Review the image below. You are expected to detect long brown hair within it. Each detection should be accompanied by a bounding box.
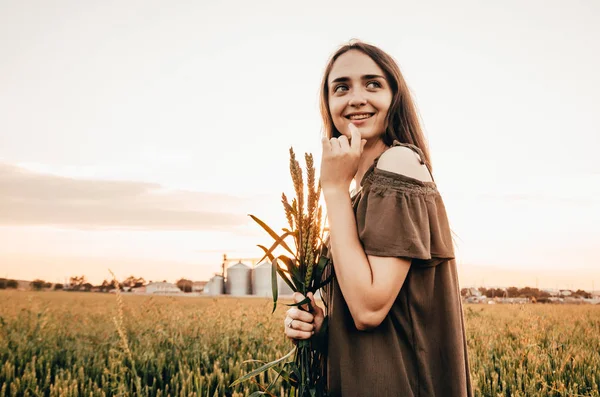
[319,40,432,168]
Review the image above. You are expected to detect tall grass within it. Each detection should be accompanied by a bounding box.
[0,291,599,396]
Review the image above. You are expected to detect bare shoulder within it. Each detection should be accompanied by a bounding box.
[376,146,433,182]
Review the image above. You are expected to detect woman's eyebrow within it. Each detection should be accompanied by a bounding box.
[330,74,386,85]
[362,74,385,80]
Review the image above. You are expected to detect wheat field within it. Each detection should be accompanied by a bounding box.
[0,291,599,396]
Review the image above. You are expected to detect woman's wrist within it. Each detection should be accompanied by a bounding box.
[322,186,350,201]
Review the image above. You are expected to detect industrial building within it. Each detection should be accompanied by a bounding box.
[204,260,297,297]
[145,281,182,295]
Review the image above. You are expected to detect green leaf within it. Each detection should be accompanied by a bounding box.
[241,359,268,365]
[249,215,296,257]
[312,256,329,290]
[277,255,303,291]
[256,246,298,294]
[312,273,333,291]
[271,257,278,313]
[229,346,296,387]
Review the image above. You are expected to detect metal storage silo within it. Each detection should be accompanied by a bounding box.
[252,260,272,297]
[226,262,251,296]
[278,276,294,297]
[206,275,224,296]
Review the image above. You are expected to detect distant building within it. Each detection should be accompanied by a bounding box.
[252,261,273,297]
[251,260,296,298]
[227,262,252,296]
[202,257,329,298]
[192,281,207,293]
[542,288,560,297]
[206,275,224,296]
[146,282,181,295]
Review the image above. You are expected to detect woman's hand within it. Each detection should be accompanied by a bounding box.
[283,292,325,342]
[320,123,367,194]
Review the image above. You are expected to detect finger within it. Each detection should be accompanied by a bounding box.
[338,135,350,151]
[321,136,330,153]
[307,292,318,308]
[286,317,314,332]
[285,328,314,340]
[293,292,311,311]
[307,292,324,315]
[349,123,361,152]
[329,138,340,154]
[361,139,367,153]
[287,308,314,323]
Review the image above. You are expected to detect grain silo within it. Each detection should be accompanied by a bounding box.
[206,275,224,296]
[252,260,273,297]
[226,262,252,296]
[253,260,295,298]
[278,276,294,297]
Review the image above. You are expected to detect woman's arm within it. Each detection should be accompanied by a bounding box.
[320,126,428,331]
[324,188,410,331]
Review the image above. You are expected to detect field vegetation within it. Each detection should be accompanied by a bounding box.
[0,291,599,396]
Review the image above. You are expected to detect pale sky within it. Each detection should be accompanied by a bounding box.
[1,0,598,289]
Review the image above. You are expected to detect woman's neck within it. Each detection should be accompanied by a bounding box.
[353,137,389,188]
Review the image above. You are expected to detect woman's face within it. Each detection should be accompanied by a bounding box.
[327,50,393,142]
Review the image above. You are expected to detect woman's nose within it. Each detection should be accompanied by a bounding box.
[348,91,367,107]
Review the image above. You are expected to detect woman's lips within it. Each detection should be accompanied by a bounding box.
[346,113,374,125]
[345,113,374,121]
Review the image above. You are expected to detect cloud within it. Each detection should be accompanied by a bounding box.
[0,163,250,230]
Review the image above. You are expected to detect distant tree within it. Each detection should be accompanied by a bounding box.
[82,283,93,292]
[6,279,18,289]
[490,288,507,298]
[98,280,111,292]
[518,287,540,299]
[574,289,591,299]
[539,290,551,298]
[122,275,146,291]
[176,278,192,293]
[0,278,6,289]
[31,279,46,290]
[506,287,519,298]
[69,275,87,291]
[54,283,64,290]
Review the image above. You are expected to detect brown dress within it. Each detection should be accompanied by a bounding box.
[321,141,472,397]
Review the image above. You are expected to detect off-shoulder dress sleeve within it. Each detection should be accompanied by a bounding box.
[355,167,455,267]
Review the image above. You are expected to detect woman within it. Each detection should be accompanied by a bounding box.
[283,40,472,397]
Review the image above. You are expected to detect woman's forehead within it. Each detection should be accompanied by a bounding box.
[328,50,385,84]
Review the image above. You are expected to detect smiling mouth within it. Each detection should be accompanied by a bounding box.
[345,113,374,121]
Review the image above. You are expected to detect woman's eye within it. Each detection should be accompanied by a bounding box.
[333,85,348,93]
[366,81,381,89]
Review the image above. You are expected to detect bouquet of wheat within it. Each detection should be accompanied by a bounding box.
[230,148,332,397]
